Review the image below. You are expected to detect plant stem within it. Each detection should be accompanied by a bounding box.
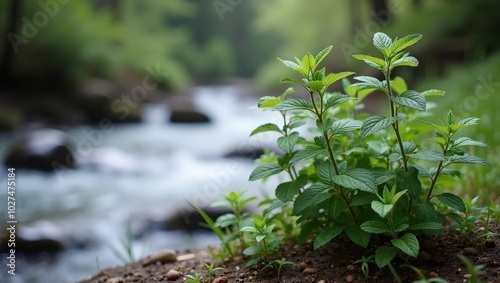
[387,262,402,283]
[426,161,443,201]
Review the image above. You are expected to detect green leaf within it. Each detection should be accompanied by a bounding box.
[326,195,348,218]
[361,115,401,138]
[350,191,379,206]
[435,193,466,212]
[276,175,308,202]
[306,80,325,92]
[361,220,391,234]
[390,90,426,111]
[249,163,283,181]
[395,167,421,198]
[293,185,330,215]
[314,45,333,65]
[371,201,393,218]
[277,132,300,153]
[391,233,419,257]
[421,89,445,97]
[373,32,392,56]
[413,202,438,222]
[375,246,398,268]
[332,168,377,192]
[449,155,490,166]
[301,53,316,72]
[419,119,450,135]
[391,54,419,68]
[258,96,281,108]
[289,146,326,166]
[408,150,446,162]
[317,161,336,186]
[280,77,303,86]
[391,76,407,95]
[322,71,355,87]
[391,34,422,54]
[240,226,259,233]
[278,58,300,69]
[353,54,385,70]
[313,226,344,250]
[453,137,487,148]
[407,222,443,232]
[250,123,282,136]
[331,119,362,135]
[345,225,370,248]
[273,98,311,111]
[457,117,480,126]
[243,246,262,256]
[325,94,353,109]
[352,76,386,92]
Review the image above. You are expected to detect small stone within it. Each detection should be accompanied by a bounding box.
[345,275,355,282]
[318,280,326,283]
[485,238,496,248]
[429,271,439,278]
[166,269,180,281]
[477,257,492,266]
[298,262,307,271]
[347,264,355,270]
[303,268,316,275]
[418,251,432,261]
[106,278,124,283]
[462,247,479,256]
[142,249,177,266]
[238,272,246,279]
[422,239,436,250]
[212,276,228,283]
[464,274,472,279]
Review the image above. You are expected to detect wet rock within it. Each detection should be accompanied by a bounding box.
[166,269,180,280]
[163,206,243,231]
[223,147,266,160]
[142,249,177,266]
[4,129,76,171]
[169,110,210,123]
[0,236,65,254]
[303,268,315,275]
[462,247,479,256]
[212,276,228,283]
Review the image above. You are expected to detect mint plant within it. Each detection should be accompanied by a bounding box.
[249,32,490,271]
[240,214,283,267]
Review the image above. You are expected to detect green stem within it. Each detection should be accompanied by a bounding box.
[387,262,402,283]
[426,161,443,201]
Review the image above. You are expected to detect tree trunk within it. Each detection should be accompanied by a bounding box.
[0,0,23,86]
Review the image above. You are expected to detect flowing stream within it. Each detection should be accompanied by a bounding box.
[0,85,281,283]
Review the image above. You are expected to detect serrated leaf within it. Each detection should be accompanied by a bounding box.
[396,167,421,198]
[373,32,392,56]
[325,94,352,109]
[276,175,308,202]
[293,185,330,215]
[419,119,449,135]
[313,226,344,250]
[361,115,401,138]
[289,146,326,166]
[277,132,300,153]
[391,90,426,111]
[332,168,377,192]
[408,150,446,162]
[361,220,391,234]
[243,246,262,256]
[371,201,393,218]
[273,98,311,111]
[249,163,283,181]
[352,76,386,92]
[345,225,370,248]
[353,54,385,70]
[317,161,336,186]
[421,89,445,97]
[391,233,419,257]
[350,191,378,206]
[326,195,347,218]
[306,80,325,92]
[457,117,480,126]
[449,155,490,166]
[407,222,443,231]
[250,123,282,136]
[391,34,422,54]
[278,58,300,69]
[258,96,281,108]
[453,137,487,148]
[439,168,461,177]
[435,193,466,212]
[391,76,407,95]
[280,77,302,86]
[391,54,419,68]
[375,246,398,268]
[301,53,316,72]
[240,226,259,233]
[315,45,333,65]
[331,119,362,135]
[322,71,355,88]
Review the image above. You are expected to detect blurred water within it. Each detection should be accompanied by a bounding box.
[0,86,282,283]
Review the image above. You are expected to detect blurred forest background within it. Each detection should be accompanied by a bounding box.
[0,0,499,185]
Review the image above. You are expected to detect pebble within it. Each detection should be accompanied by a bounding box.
[462,247,479,256]
[485,238,496,248]
[142,249,177,266]
[429,271,439,278]
[106,278,124,283]
[477,257,492,266]
[298,262,307,271]
[238,272,246,279]
[166,269,180,280]
[303,268,316,275]
[464,274,472,279]
[345,275,355,282]
[318,280,325,283]
[347,264,355,270]
[418,251,432,261]
[212,276,228,283]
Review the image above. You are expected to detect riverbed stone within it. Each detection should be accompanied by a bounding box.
[142,249,177,266]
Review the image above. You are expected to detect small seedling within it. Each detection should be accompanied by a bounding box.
[458,254,485,283]
[402,264,448,283]
[353,254,375,279]
[204,262,225,282]
[184,273,202,283]
[240,214,283,267]
[263,257,295,277]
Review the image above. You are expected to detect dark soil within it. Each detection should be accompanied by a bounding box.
[80,223,500,283]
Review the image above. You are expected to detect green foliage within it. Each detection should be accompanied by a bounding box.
[353,254,375,279]
[249,32,490,275]
[263,257,295,278]
[184,273,202,283]
[402,264,448,283]
[204,262,225,282]
[457,254,485,283]
[240,214,283,267]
